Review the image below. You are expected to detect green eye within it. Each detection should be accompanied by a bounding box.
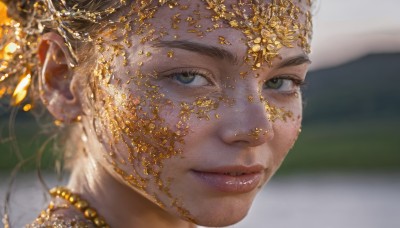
[170,70,210,87]
[265,78,284,89]
[175,73,196,84]
[263,77,303,93]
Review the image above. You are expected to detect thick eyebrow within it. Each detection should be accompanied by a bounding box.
[153,40,238,64]
[276,55,311,69]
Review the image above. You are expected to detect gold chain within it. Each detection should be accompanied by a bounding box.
[49,186,110,228]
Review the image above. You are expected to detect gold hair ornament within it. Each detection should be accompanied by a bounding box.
[0,0,123,109]
[0,0,179,109]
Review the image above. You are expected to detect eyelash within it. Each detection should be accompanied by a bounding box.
[276,75,305,87]
[165,69,213,86]
[164,70,306,96]
[264,75,306,95]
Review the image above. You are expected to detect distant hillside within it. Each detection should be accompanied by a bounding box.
[303,53,400,124]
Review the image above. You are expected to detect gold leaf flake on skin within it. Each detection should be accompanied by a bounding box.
[218,36,231,45]
[167,50,174,58]
[204,0,313,68]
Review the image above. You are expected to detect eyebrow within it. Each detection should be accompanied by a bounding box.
[153,40,238,64]
[153,40,311,68]
[275,55,311,69]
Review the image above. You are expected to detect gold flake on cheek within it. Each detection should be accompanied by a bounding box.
[204,0,313,68]
[94,28,199,223]
[240,71,248,79]
[179,96,220,122]
[256,87,295,123]
[263,99,294,122]
[93,66,198,221]
[247,95,254,103]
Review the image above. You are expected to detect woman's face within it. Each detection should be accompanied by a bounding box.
[86,0,311,226]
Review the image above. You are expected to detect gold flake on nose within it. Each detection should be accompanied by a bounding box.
[248,128,268,140]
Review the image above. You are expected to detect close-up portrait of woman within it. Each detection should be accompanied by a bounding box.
[0,0,316,227]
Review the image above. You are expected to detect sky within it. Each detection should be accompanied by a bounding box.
[310,0,400,70]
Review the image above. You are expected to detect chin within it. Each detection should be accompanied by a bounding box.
[193,210,249,227]
[187,198,253,227]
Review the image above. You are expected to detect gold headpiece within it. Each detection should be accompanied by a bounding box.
[0,1,33,109]
[0,0,126,110]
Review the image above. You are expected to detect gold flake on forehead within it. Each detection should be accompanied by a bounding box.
[204,0,313,68]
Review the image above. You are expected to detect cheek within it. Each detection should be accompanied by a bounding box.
[271,105,302,167]
[91,81,201,221]
[96,88,184,177]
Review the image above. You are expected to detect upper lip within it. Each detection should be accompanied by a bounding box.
[193,165,265,175]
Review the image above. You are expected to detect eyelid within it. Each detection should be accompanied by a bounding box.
[266,75,305,86]
[263,75,307,97]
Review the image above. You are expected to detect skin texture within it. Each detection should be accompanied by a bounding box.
[38,1,311,227]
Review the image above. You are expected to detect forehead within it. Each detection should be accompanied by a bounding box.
[108,0,312,68]
[137,0,311,34]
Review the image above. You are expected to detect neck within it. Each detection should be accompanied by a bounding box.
[67,153,196,228]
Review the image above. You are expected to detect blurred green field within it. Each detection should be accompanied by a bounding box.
[0,117,55,171]
[0,116,399,173]
[278,118,400,174]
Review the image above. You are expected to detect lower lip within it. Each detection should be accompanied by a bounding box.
[192,171,262,193]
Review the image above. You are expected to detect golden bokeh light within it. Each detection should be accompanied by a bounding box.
[0,86,6,98]
[23,103,32,112]
[11,71,31,106]
[0,42,19,60]
[0,2,10,25]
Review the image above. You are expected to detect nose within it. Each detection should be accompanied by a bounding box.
[217,97,273,147]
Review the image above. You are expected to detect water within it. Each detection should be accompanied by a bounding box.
[0,172,399,228]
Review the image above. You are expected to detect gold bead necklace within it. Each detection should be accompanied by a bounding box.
[49,186,110,228]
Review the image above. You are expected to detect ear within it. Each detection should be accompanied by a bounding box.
[38,32,82,122]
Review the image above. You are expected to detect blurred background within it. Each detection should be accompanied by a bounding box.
[1,0,400,227]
